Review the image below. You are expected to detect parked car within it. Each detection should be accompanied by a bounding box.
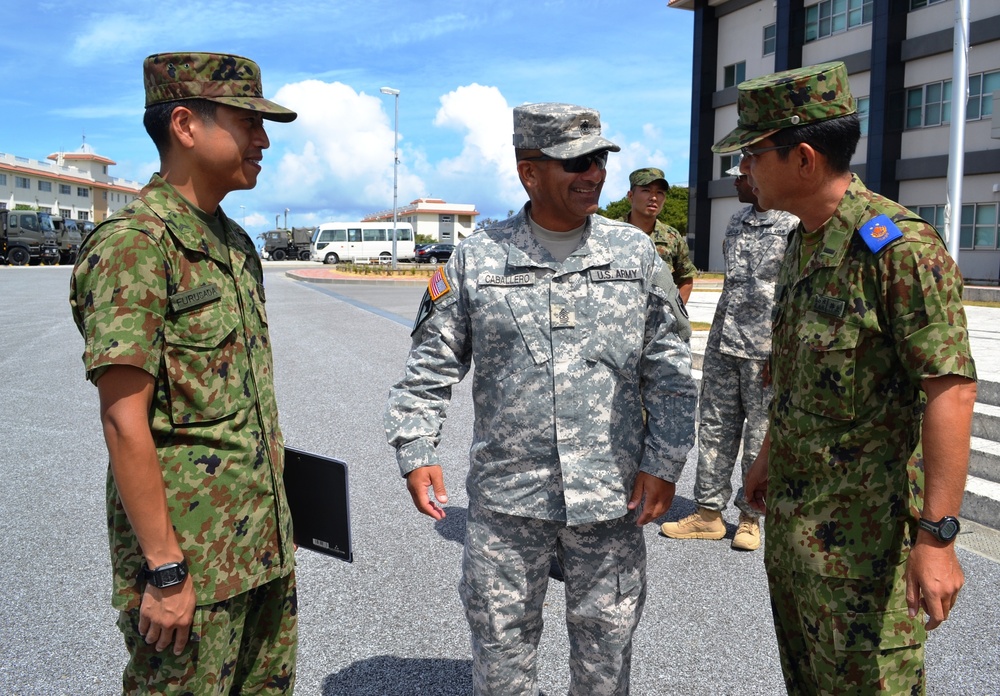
[414,243,455,264]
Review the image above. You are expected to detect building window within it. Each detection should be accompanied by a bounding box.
[38,206,51,213]
[60,208,72,218]
[805,0,873,43]
[720,154,740,177]
[910,0,946,9]
[967,70,1000,120]
[78,212,89,221]
[59,184,71,195]
[905,81,952,129]
[77,187,89,197]
[763,24,777,56]
[960,203,998,250]
[38,180,52,192]
[723,62,746,89]
[856,97,870,136]
[16,176,30,189]
[915,205,946,234]
[0,173,6,186]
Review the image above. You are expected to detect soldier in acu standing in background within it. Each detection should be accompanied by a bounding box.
[661,162,797,551]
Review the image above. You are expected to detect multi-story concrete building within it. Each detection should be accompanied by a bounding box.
[364,197,479,242]
[670,0,1000,283]
[0,144,143,222]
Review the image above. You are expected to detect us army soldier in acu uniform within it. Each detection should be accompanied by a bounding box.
[661,163,797,551]
[714,62,977,694]
[385,103,697,695]
[70,52,299,694]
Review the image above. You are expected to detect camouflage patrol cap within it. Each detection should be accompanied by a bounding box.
[629,167,669,188]
[143,52,297,123]
[513,103,620,158]
[712,61,855,153]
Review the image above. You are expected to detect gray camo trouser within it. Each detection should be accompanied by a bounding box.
[460,503,646,696]
[694,348,770,517]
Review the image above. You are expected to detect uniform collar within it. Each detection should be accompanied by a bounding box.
[800,173,870,275]
[139,174,238,270]
[505,204,615,273]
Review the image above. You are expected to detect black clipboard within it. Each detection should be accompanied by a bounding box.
[283,447,354,563]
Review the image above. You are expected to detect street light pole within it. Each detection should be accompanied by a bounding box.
[380,86,400,270]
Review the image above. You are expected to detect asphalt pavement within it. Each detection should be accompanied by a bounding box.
[1,265,998,695]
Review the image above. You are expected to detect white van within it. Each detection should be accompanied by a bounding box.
[310,222,416,264]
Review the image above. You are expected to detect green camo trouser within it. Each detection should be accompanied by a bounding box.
[117,571,297,695]
[767,561,926,695]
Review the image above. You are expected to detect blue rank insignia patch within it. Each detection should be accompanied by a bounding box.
[428,267,452,301]
[858,214,903,254]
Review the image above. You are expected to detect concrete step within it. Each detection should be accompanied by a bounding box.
[973,402,1000,441]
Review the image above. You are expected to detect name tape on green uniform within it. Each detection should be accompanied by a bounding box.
[170,283,222,313]
[813,294,846,318]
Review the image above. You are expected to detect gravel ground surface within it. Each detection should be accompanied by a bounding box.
[1,265,997,695]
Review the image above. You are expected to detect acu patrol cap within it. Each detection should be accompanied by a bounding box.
[143,52,297,123]
[712,61,855,153]
[629,167,669,188]
[513,103,620,159]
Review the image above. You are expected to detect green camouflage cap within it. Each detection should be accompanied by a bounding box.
[712,61,855,153]
[143,52,297,123]
[629,167,668,188]
[513,103,620,158]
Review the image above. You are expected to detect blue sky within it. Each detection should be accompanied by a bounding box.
[2,1,694,235]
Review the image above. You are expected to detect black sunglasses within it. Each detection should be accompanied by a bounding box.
[522,150,609,173]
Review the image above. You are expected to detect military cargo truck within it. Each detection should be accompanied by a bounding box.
[0,209,60,265]
[52,216,83,264]
[262,227,314,261]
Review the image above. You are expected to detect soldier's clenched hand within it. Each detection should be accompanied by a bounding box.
[406,465,448,520]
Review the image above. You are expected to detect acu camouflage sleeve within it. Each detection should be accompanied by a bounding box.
[638,260,698,482]
[71,227,169,385]
[384,262,473,477]
[882,232,977,384]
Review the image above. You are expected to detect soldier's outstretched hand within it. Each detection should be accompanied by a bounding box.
[406,465,448,520]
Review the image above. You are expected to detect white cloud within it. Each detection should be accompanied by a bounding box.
[429,84,523,217]
[259,79,425,221]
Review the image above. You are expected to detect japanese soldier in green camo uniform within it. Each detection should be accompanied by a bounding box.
[70,52,298,694]
[618,167,697,303]
[715,62,977,694]
[385,103,698,695]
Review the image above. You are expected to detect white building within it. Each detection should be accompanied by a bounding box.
[0,144,143,222]
[364,198,479,242]
[669,0,1000,283]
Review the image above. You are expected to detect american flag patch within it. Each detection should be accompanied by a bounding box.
[428,267,451,301]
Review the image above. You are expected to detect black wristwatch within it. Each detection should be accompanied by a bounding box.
[141,560,189,589]
[918,516,961,543]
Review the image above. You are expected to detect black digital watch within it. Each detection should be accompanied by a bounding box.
[918,516,961,543]
[140,560,189,589]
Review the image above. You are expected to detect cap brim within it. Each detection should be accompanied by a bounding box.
[210,96,298,123]
[711,126,779,154]
[541,135,621,159]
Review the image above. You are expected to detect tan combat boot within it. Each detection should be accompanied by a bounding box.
[731,512,761,551]
[660,507,726,540]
